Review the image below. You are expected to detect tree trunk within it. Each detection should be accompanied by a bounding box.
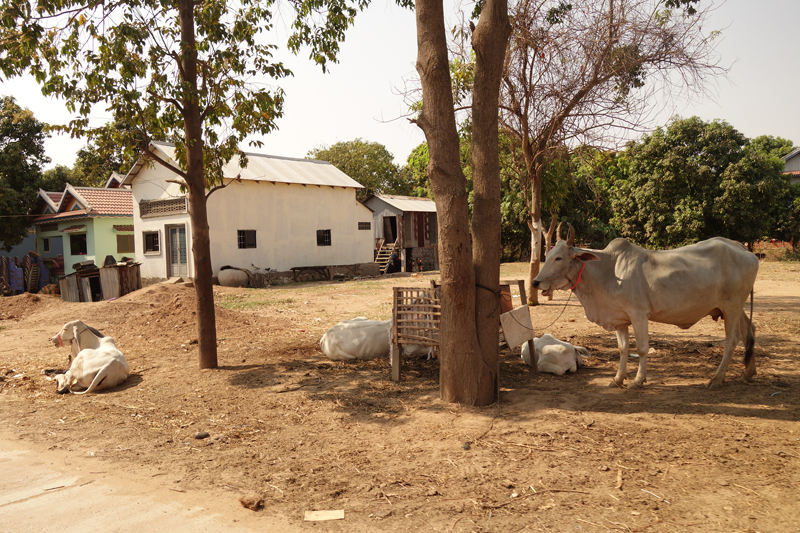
[414,0,508,405]
[525,168,543,305]
[543,214,557,301]
[178,0,218,369]
[470,0,511,404]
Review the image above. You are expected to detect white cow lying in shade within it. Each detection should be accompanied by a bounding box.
[50,320,130,394]
[319,318,432,361]
[320,318,392,361]
[521,334,590,375]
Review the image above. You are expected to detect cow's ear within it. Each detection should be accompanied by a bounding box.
[574,250,601,262]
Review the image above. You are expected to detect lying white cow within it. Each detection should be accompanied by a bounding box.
[320,318,436,361]
[52,319,106,363]
[50,320,130,394]
[521,334,590,375]
[320,318,392,361]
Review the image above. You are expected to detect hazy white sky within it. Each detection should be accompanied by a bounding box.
[1,0,798,170]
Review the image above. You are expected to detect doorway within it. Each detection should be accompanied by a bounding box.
[167,225,188,278]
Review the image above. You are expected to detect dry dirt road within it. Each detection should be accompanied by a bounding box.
[1,262,799,532]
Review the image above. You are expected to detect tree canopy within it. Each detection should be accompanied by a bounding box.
[0,96,48,251]
[608,116,795,249]
[0,0,376,369]
[307,139,412,201]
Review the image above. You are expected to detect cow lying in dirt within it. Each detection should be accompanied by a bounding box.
[320,318,432,361]
[50,320,130,394]
[320,318,392,361]
[521,334,590,375]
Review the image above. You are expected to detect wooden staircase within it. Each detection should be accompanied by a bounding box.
[375,239,398,273]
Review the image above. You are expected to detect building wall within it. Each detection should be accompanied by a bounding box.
[785,153,800,173]
[0,230,36,259]
[130,166,373,278]
[130,163,193,279]
[35,218,134,275]
[206,180,374,272]
[363,197,402,243]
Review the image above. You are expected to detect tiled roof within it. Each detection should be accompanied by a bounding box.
[61,225,87,233]
[32,187,133,222]
[45,191,63,203]
[69,188,133,216]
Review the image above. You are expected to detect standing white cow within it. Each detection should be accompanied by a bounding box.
[521,334,590,375]
[51,320,130,394]
[533,224,758,389]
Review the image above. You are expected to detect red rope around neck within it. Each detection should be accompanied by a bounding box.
[570,261,586,291]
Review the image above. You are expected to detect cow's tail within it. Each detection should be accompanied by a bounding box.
[743,288,756,374]
[70,367,109,395]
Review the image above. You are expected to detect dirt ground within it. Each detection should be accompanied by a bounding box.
[1,261,799,533]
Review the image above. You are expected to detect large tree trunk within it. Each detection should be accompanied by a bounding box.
[178,0,218,369]
[470,0,511,404]
[414,0,508,405]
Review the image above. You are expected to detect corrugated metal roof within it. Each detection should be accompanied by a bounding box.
[147,141,364,189]
[373,194,437,213]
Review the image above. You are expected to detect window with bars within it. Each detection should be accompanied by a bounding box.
[237,230,257,249]
[143,231,160,254]
[139,197,187,218]
[316,229,331,246]
[358,221,371,230]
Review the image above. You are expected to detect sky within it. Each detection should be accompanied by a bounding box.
[1,0,798,171]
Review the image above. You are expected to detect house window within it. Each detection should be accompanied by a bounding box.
[117,234,135,254]
[42,238,51,253]
[358,222,371,230]
[144,231,160,254]
[70,234,87,255]
[41,223,58,232]
[237,230,257,249]
[316,229,331,246]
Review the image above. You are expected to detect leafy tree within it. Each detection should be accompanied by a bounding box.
[0,0,367,369]
[72,127,140,187]
[308,139,412,201]
[0,96,48,251]
[609,117,793,249]
[41,165,76,192]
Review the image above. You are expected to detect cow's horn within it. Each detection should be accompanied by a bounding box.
[556,222,564,242]
[566,222,575,247]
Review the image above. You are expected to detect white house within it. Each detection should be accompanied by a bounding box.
[122,142,375,280]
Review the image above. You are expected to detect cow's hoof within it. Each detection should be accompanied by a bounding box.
[706,381,722,390]
[628,381,644,390]
[609,379,624,388]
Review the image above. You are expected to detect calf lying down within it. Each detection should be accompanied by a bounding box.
[521,334,590,375]
[319,318,431,361]
[50,320,130,394]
